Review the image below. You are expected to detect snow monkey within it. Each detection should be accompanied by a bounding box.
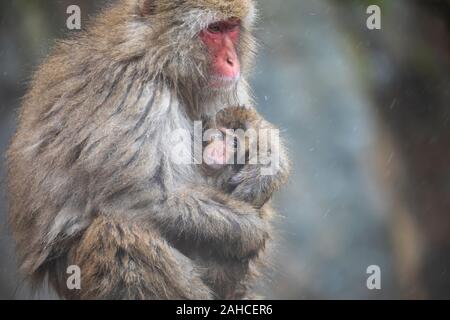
[7,0,290,299]
[201,106,287,207]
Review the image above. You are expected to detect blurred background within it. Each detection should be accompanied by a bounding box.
[1,0,449,299]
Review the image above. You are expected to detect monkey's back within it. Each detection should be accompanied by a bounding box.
[6,48,92,284]
[5,14,153,284]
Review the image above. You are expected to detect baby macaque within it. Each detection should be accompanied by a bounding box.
[202,106,262,192]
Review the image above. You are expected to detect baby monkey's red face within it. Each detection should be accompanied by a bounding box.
[199,18,241,88]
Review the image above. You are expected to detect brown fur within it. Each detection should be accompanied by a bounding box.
[7,0,290,300]
[204,107,290,209]
[65,216,212,299]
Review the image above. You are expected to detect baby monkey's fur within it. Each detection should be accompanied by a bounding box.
[7,0,290,299]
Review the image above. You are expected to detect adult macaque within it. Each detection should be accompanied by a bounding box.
[7,0,290,299]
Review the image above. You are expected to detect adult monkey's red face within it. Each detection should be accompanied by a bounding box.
[200,18,242,88]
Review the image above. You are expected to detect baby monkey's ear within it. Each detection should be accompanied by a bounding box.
[137,0,157,16]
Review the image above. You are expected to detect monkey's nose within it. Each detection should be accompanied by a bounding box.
[226,57,235,66]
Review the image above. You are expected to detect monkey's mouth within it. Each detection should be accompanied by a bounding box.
[208,75,240,89]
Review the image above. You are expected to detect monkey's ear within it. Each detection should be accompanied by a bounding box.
[137,0,157,16]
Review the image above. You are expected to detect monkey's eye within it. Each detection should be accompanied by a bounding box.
[207,23,222,33]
